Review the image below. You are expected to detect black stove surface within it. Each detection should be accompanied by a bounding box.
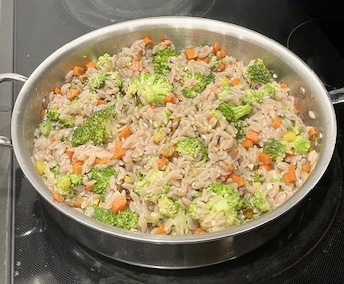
[8,0,344,283]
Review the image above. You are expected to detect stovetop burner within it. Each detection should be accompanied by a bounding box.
[287,17,344,91]
[62,0,216,28]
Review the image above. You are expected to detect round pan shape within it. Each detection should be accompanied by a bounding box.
[6,17,337,268]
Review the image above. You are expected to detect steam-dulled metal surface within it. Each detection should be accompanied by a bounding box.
[0,0,343,282]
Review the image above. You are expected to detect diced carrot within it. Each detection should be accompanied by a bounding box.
[133,53,142,61]
[283,169,296,183]
[196,56,209,63]
[272,116,282,129]
[158,156,169,170]
[213,42,221,53]
[118,126,132,140]
[156,224,166,235]
[230,173,246,187]
[245,129,259,143]
[194,227,206,234]
[53,192,65,202]
[210,85,219,93]
[164,94,175,104]
[54,87,62,95]
[94,157,112,165]
[113,142,125,160]
[185,48,196,60]
[232,148,239,157]
[85,183,94,192]
[283,163,297,183]
[49,137,56,144]
[217,63,226,72]
[150,103,157,109]
[85,61,96,69]
[67,88,80,100]
[131,59,140,71]
[72,160,83,174]
[111,195,128,214]
[280,82,288,88]
[308,127,317,139]
[231,78,241,86]
[143,36,153,46]
[40,108,45,120]
[65,148,74,159]
[73,65,85,76]
[97,99,105,105]
[302,163,312,172]
[242,138,254,149]
[258,152,272,165]
[260,163,272,171]
[227,163,235,172]
[217,49,227,59]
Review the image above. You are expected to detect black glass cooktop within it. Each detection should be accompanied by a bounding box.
[5,0,344,283]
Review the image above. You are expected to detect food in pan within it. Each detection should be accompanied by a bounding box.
[31,36,319,235]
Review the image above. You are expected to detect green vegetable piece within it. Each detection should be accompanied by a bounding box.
[39,121,53,136]
[92,205,139,230]
[263,138,287,160]
[157,194,180,218]
[245,58,272,84]
[55,172,83,199]
[127,72,173,105]
[293,135,311,155]
[90,166,116,195]
[182,72,214,98]
[241,83,276,105]
[71,105,116,146]
[217,102,252,123]
[96,53,112,68]
[176,137,208,161]
[153,48,181,75]
[245,190,270,213]
[46,108,60,121]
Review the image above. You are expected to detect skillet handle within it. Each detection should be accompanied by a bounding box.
[0,73,28,148]
[328,87,344,105]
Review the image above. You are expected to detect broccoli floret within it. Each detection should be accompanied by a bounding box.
[88,71,123,93]
[88,73,108,92]
[92,205,139,230]
[59,118,75,128]
[55,172,83,199]
[217,102,252,123]
[176,137,208,161]
[157,194,180,218]
[293,135,311,155]
[181,72,214,98]
[39,121,53,136]
[90,165,116,196]
[133,170,165,195]
[243,190,270,213]
[241,83,276,105]
[51,165,60,176]
[127,72,173,105]
[114,210,139,230]
[217,83,232,101]
[263,138,287,160]
[46,108,60,121]
[153,48,181,74]
[188,182,242,229]
[71,105,116,146]
[96,53,112,68]
[152,108,172,129]
[245,58,272,84]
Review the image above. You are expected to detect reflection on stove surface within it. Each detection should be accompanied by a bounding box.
[13,150,342,283]
[62,0,216,28]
